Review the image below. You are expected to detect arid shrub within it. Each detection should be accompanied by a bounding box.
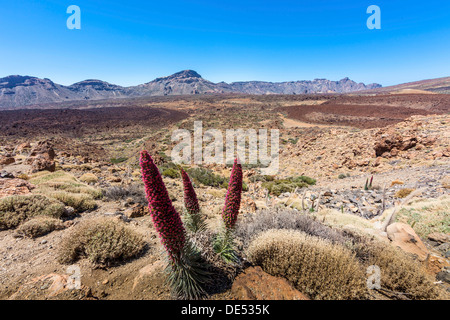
[30,171,103,210]
[58,218,146,266]
[79,173,98,184]
[247,229,368,300]
[16,216,64,238]
[395,188,415,198]
[162,168,180,179]
[396,197,450,238]
[103,183,147,205]
[16,173,29,180]
[235,208,348,248]
[353,237,444,300]
[48,191,97,213]
[186,167,228,188]
[391,180,404,186]
[0,195,65,230]
[262,176,315,196]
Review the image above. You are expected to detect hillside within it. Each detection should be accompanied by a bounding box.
[365,77,450,94]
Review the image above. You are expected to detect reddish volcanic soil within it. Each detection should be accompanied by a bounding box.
[279,104,436,128]
[0,107,188,138]
[279,94,449,128]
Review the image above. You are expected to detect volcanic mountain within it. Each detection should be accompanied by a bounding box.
[0,70,382,109]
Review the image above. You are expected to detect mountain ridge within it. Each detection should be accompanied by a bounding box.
[0,70,382,109]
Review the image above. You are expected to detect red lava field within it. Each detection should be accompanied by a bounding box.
[280,94,449,128]
[0,107,188,137]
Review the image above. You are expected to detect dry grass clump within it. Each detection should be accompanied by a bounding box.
[316,208,375,231]
[390,180,404,186]
[247,229,368,300]
[29,171,70,184]
[58,218,147,266]
[103,183,147,205]
[30,171,102,198]
[0,195,66,230]
[79,173,98,184]
[29,171,101,212]
[47,191,97,213]
[395,188,415,198]
[395,196,450,238]
[235,208,348,248]
[353,237,444,300]
[16,216,64,238]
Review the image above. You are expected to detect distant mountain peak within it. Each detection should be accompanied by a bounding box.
[153,70,203,83]
[0,75,55,89]
[173,70,202,79]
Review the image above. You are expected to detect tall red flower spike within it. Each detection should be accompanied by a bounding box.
[181,168,200,215]
[222,158,243,230]
[140,150,185,261]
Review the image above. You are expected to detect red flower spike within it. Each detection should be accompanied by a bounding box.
[140,150,185,261]
[181,168,200,215]
[221,158,243,230]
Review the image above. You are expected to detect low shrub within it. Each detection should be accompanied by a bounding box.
[16,173,29,180]
[30,170,103,201]
[248,175,274,183]
[58,218,147,266]
[29,171,70,185]
[0,195,66,230]
[103,183,147,205]
[110,157,128,164]
[353,237,444,300]
[391,180,404,186]
[262,176,316,196]
[79,173,98,184]
[235,208,348,248]
[162,167,180,179]
[247,229,368,300]
[187,167,229,188]
[395,188,415,198]
[48,191,97,213]
[396,197,450,238]
[16,216,64,238]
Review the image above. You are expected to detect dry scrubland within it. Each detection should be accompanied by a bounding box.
[0,93,449,300]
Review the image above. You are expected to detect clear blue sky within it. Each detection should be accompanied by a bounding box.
[1,0,449,87]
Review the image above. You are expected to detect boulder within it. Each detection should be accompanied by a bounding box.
[374,133,417,157]
[436,267,450,284]
[386,222,429,261]
[230,266,309,300]
[124,203,148,218]
[0,170,14,179]
[428,233,450,244]
[425,254,450,276]
[0,156,15,166]
[0,178,35,198]
[25,140,56,173]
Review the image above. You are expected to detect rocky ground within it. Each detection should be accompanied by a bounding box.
[0,94,449,300]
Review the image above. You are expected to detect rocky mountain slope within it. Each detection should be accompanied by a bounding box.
[0,70,381,109]
[219,77,381,94]
[360,76,450,94]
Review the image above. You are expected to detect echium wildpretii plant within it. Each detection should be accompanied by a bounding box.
[180,168,206,232]
[213,158,243,264]
[140,151,209,299]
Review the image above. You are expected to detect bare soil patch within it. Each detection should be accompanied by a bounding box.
[0,107,188,138]
[280,103,437,128]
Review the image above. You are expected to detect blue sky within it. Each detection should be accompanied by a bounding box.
[1,0,449,87]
